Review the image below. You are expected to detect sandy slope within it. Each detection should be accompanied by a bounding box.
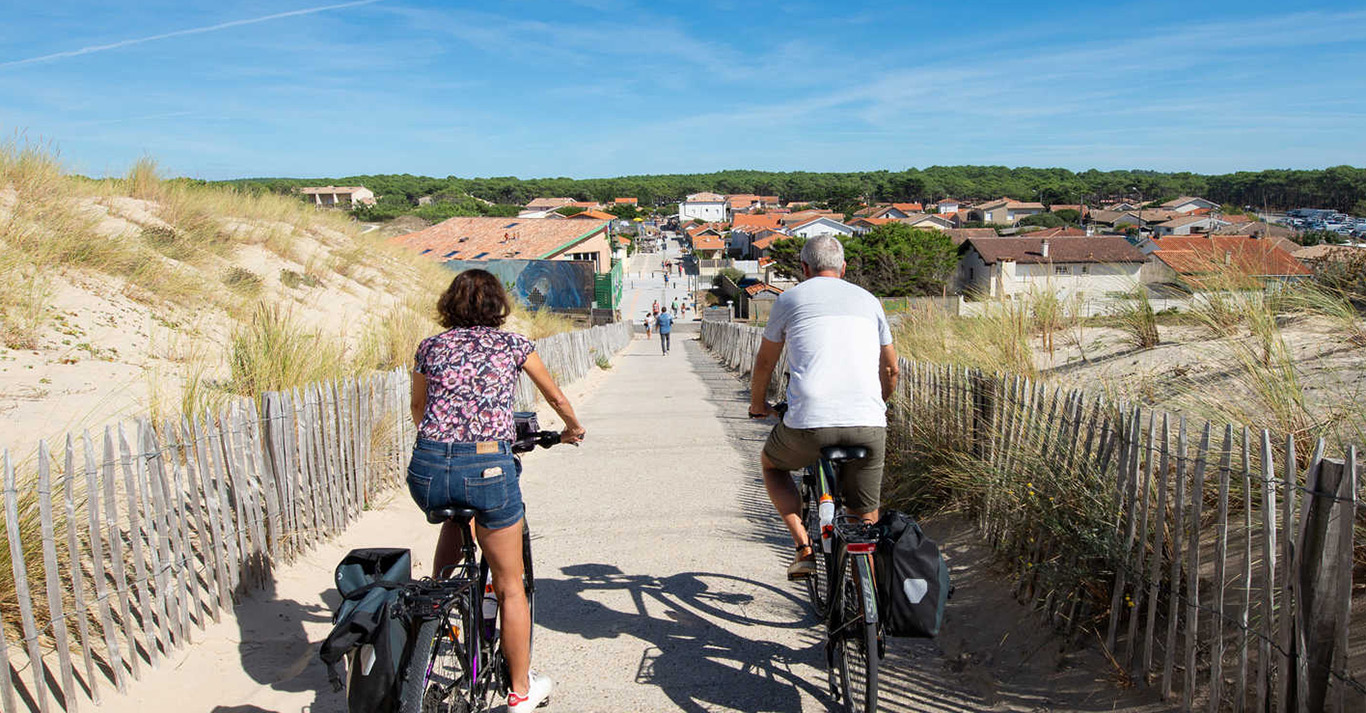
[0,196,433,463]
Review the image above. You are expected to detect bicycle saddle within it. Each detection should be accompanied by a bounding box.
[820,446,869,464]
[426,506,479,525]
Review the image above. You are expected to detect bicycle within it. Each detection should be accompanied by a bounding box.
[771,402,883,713]
[388,425,569,713]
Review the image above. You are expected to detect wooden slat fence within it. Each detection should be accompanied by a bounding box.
[702,320,1364,712]
[0,320,632,712]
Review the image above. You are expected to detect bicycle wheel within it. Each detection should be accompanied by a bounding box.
[832,555,880,713]
[398,616,473,713]
[522,521,536,660]
[801,472,832,617]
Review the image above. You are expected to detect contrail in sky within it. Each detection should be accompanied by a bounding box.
[0,0,384,69]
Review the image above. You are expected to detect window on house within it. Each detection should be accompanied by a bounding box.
[1080,265,1090,274]
[1055,265,1069,275]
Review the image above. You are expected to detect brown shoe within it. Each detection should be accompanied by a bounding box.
[788,543,816,580]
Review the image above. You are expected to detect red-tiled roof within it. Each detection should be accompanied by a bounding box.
[569,209,615,220]
[745,283,784,296]
[751,230,794,250]
[390,216,608,261]
[693,234,724,250]
[685,192,726,202]
[525,197,575,210]
[299,185,368,194]
[848,217,895,227]
[731,213,784,231]
[892,202,923,213]
[1152,235,1309,277]
[963,236,1146,265]
[1019,227,1088,238]
[942,228,999,245]
[612,197,638,204]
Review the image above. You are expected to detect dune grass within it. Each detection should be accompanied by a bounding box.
[893,299,1036,377]
[1107,286,1160,350]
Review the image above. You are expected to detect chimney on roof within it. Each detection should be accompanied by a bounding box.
[1224,250,1232,265]
[1040,239,1050,258]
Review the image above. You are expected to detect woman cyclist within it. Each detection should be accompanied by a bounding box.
[408,269,585,712]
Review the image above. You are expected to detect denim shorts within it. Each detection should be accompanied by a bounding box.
[407,439,525,530]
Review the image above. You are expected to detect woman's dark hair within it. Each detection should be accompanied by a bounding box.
[436,269,511,329]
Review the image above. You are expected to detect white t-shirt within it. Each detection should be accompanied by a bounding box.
[762,277,893,429]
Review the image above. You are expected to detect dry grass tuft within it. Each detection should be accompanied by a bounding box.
[1107,286,1160,350]
[228,302,346,395]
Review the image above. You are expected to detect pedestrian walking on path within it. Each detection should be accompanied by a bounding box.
[656,310,674,354]
[644,312,653,340]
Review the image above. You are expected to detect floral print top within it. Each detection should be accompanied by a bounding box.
[414,327,536,442]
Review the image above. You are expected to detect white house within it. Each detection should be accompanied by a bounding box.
[790,217,855,239]
[1160,196,1219,214]
[679,192,729,223]
[956,236,1148,300]
[933,198,961,214]
[299,185,375,206]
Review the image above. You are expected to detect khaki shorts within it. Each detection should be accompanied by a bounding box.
[763,422,887,513]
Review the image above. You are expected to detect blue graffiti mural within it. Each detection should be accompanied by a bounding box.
[443,259,595,310]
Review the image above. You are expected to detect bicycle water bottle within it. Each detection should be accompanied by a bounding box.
[818,494,835,553]
[482,571,499,640]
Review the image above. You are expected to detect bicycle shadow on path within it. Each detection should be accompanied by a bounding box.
[209,576,344,713]
[536,562,827,712]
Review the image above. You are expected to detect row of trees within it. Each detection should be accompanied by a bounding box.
[764,224,958,297]
[218,165,1366,216]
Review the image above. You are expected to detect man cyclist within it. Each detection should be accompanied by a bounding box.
[747,235,900,579]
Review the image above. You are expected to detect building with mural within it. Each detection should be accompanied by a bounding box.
[390,216,621,311]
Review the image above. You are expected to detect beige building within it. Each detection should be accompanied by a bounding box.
[956,236,1147,299]
[969,198,1046,225]
[299,185,375,206]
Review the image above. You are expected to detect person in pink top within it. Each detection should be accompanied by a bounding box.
[408,269,585,711]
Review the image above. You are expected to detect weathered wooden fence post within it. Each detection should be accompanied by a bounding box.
[1293,454,1354,713]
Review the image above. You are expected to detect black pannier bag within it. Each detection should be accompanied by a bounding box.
[874,511,951,638]
[319,548,414,713]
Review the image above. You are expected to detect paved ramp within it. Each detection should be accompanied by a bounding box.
[103,334,1168,713]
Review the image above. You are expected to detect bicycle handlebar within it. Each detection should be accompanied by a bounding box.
[511,430,577,454]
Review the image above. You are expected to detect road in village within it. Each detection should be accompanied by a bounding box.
[102,292,1170,712]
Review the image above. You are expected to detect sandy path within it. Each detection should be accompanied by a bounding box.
[99,334,1171,713]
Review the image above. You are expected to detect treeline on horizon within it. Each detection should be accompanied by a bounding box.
[214,164,1366,215]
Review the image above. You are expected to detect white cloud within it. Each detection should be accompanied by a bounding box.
[0,0,386,69]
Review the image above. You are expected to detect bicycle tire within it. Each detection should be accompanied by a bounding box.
[523,521,536,661]
[397,617,473,713]
[832,555,880,713]
[801,471,832,617]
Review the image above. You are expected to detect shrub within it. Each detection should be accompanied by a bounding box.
[1018,213,1064,229]
[222,267,263,297]
[280,269,320,289]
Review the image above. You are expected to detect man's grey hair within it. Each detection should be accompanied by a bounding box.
[800,235,845,273]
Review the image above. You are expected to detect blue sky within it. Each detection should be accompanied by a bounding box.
[2,0,1364,180]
